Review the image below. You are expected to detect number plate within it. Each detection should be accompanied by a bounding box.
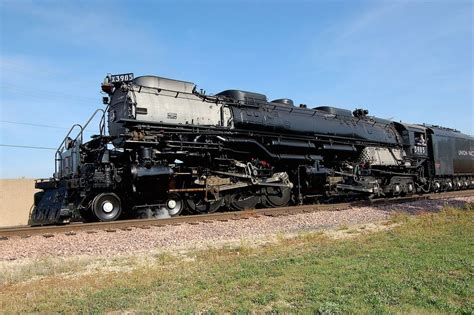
[109,73,134,83]
[414,146,427,155]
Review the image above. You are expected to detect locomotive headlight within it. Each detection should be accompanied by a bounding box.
[101,83,115,94]
[101,75,115,94]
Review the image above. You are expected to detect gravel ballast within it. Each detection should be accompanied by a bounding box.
[0,196,472,261]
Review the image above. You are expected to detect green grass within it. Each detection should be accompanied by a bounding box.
[1,204,473,314]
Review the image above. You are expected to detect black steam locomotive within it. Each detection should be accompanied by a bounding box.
[31,73,474,225]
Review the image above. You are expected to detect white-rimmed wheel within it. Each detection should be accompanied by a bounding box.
[92,193,122,222]
[165,194,184,217]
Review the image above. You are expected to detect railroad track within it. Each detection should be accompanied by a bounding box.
[0,190,472,239]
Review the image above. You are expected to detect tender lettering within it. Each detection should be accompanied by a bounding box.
[458,150,474,157]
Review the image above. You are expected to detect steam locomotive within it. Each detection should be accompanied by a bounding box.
[31,73,474,225]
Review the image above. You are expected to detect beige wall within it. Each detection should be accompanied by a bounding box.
[0,179,38,227]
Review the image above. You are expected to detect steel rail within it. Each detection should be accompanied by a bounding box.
[0,190,472,239]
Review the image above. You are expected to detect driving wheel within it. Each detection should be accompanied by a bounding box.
[186,194,223,213]
[92,193,122,221]
[227,189,260,211]
[262,186,291,208]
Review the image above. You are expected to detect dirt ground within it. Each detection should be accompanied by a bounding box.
[0,179,38,227]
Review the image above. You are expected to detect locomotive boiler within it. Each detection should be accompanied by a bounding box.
[31,73,474,225]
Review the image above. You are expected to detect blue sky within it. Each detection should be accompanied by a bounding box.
[0,0,472,178]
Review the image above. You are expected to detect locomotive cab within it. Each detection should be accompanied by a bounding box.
[393,122,428,157]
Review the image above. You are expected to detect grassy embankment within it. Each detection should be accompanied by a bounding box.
[1,204,473,313]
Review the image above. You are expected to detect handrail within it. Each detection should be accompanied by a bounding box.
[55,124,83,179]
[78,108,106,143]
[57,124,83,155]
[54,108,106,179]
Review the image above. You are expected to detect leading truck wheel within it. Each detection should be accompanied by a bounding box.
[92,193,122,222]
[165,194,184,217]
